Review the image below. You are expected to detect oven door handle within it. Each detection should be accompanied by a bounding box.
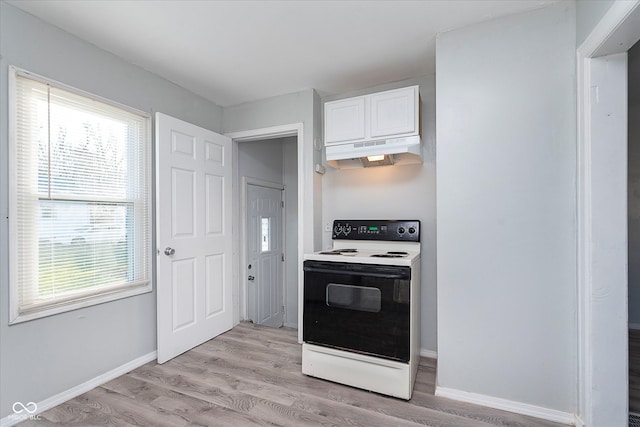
[303,266,409,280]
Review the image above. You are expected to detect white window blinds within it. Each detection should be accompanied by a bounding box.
[10,68,151,323]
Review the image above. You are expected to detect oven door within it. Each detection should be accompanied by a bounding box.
[303,260,411,362]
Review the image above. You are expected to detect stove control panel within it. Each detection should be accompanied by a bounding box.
[332,220,420,242]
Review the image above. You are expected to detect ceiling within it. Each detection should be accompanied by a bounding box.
[9,0,559,107]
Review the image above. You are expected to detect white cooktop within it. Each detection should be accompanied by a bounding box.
[304,241,420,267]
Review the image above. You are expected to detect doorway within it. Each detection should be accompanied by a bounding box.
[237,136,299,329]
[577,3,640,425]
[246,182,284,327]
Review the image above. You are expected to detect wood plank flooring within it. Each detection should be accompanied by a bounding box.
[22,323,567,426]
[631,328,640,414]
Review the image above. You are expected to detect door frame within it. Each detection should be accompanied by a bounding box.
[241,177,285,324]
[226,123,305,341]
[577,1,640,425]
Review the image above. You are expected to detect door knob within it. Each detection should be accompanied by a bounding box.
[164,247,175,256]
[248,275,255,281]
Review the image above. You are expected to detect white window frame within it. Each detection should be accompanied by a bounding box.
[8,66,152,324]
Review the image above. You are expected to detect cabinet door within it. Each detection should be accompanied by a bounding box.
[324,97,366,144]
[370,86,418,139]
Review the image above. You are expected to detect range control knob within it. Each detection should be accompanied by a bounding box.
[345,225,352,235]
[408,227,416,234]
[398,227,406,234]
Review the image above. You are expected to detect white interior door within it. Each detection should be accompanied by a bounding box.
[156,112,233,364]
[247,184,283,327]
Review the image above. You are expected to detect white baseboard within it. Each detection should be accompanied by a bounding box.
[629,322,640,330]
[0,351,157,427]
[419,348,437,359]
[283,322,298,329]
[435,386,575,425]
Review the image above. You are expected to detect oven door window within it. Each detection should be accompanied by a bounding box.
[326,283,381,313]
[303,260,411,362]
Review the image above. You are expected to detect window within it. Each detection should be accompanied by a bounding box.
[260,217,271,253]
[9,67,151,324]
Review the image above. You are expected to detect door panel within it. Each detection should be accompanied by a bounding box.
[157,112,233,364]
[172,168,195,237]
[205,254,224,317]
[247,184,283,327]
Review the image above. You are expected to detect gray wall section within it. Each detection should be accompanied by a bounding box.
[629,42,640,326]
[436,2,576,412]
[576,0,615,47]
[0,2,223,418]
[238,139,285,185]
[320,75,437,353]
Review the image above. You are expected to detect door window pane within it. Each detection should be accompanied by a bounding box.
[260,217,270,253]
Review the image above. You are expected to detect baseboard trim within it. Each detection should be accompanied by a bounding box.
[420,348,437,359]
[629,323,640,330]
[435,386,575,425]
[0,351,157,427]
[283,322,298,329]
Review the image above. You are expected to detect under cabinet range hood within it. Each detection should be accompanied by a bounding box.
[323,85,423,169]
[325,135,422,169]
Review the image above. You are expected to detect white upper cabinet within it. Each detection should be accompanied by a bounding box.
[324,85,420,146]
[370,87,418,138]
[324,96,366,144]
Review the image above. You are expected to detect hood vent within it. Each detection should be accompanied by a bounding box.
[323,85,422,169]
[326,135,422,169]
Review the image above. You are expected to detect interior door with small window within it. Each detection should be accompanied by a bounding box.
[247,184,284,327]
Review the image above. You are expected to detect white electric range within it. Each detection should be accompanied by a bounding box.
[302,220,421,400]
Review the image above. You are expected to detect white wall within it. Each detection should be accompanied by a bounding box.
[629,42,640,327]
[436,1,576,414]
[321,75,437,353]
[0,2,223,419]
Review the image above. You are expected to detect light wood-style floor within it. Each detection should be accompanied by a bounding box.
[22,323,566,426]
[631,328,640,414]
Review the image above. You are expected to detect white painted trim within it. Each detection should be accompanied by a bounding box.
[284,322,298,329]
[434,386,575,425]
[573,414,585,427]
[576,3,640,425]
[577,1,640,58]
[630,323,640,330]
[0,351,157,427]
[226,124,301,142]
[226,123,305,343]
[419,348,437,359]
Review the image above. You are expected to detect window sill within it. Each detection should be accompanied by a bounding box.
[9,281,152,325]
